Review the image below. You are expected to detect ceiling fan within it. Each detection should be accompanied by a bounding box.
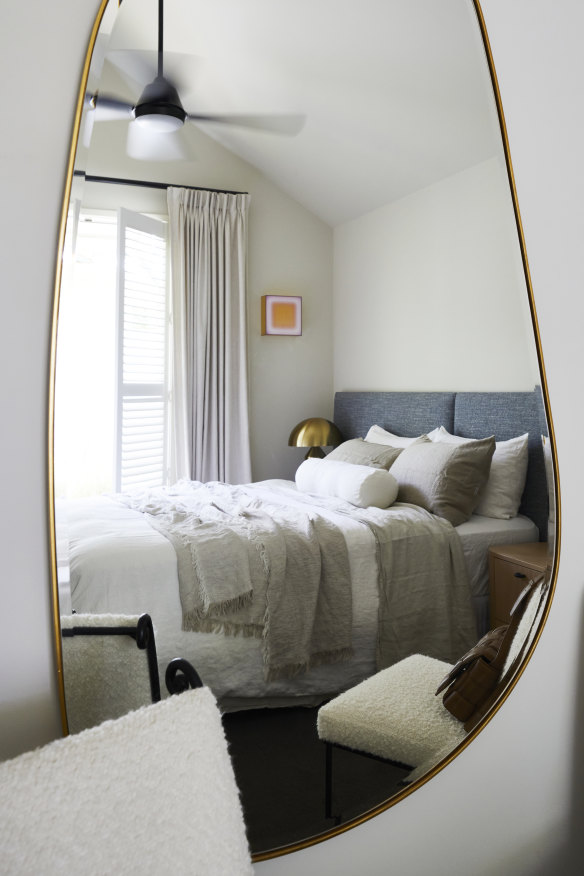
[87,0,305,158]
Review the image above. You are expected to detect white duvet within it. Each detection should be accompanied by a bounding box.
[58,479,538,708]
[61,481,381,706]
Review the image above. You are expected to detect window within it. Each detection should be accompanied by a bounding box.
[54,208,169,498]
[116,209,169,492]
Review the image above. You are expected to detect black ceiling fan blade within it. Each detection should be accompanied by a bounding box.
[104,50,158,96]
[105,50,200,97]
[81,94,97,148]
[82,92,134,148]
[91,93,135,119]
[186,112,306,136]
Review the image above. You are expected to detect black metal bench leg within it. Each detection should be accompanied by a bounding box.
[325,742,340,825]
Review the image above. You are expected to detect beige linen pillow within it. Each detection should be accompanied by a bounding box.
[325,438,403,469]
[365,424,434,448]
[431,427,529,519]
[389,436,496,525]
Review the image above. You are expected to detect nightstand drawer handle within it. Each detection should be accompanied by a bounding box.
[514,572,527,579]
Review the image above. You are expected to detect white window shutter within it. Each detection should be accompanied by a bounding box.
[116,209,168,492]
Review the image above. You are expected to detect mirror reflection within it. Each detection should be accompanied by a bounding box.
[53,0,554,856]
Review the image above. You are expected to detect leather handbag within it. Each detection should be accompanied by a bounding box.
[436,576,542,730]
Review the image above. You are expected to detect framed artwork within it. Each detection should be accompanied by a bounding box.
[261,294,302,336]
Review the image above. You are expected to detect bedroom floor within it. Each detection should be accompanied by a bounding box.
[221,705,409,855]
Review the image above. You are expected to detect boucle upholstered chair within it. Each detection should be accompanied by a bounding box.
[318,575,549,823]
[0,688,253,874]
[317,655,466,822]
[61,613,202,733]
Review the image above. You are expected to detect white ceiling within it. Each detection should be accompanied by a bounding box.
[88,0,503,227]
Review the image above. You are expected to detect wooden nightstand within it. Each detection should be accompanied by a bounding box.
[488,542,549,629]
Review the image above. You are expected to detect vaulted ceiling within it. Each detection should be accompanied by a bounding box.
[88,0,502,226]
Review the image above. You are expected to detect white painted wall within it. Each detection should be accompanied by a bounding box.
[0,0,92,760]
[82,121,334,484]
[334,156,539,392]
[1,1,583,875]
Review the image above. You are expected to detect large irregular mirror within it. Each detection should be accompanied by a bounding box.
[51,0,557,861]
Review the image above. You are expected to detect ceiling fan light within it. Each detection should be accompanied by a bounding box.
[133,110,184,133]
[133,76,187,133]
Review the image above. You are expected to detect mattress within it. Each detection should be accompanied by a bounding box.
[456,513,539,636]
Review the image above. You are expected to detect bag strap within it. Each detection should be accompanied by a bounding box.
[488,575,541,672]
[435,625,507,696]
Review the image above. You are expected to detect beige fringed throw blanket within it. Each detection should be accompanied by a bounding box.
[119,481,353,680]
[350,503,477,668]
[252,485,477,668]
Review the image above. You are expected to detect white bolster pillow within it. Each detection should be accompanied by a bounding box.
[295,458,399,509]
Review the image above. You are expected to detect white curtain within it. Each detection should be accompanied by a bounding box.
[167,187,252,484]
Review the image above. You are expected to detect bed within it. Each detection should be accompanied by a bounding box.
[58,388,549,712]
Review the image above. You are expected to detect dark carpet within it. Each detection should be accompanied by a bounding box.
[222,705,409,856]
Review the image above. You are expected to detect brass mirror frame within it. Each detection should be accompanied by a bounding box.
[47,0,560,862]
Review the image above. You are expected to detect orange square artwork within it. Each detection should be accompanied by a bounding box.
[261,295,302,336]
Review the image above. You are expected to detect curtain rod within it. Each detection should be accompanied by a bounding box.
[73,171,247,196]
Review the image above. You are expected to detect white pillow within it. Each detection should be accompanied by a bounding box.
[432,427,529,519]
[365,424,434,448]
[295,458,399,509]
[542,434,555,527]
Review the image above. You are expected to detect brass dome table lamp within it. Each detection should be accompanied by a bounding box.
[288,418,343,459]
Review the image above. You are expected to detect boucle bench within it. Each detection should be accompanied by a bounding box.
[317,654,465,821]
[317,573,549,823]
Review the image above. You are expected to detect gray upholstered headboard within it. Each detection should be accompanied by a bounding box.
[333,388,549,540]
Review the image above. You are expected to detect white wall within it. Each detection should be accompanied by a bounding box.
[334,156,539,392]
[0,0,92,760]
[82,118,334,484]
[1,1,583,875]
